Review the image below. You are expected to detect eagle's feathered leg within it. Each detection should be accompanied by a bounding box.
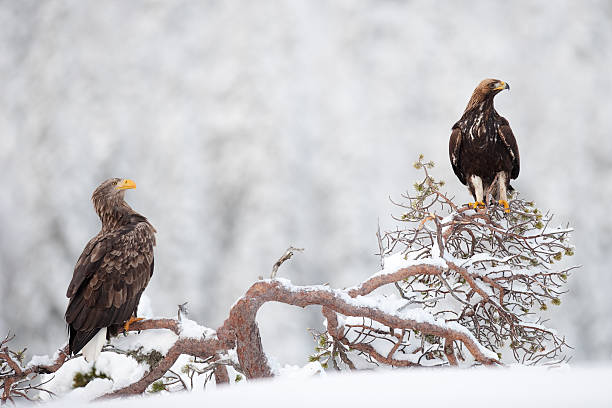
[468,175,486,209]
[496,171,510,213]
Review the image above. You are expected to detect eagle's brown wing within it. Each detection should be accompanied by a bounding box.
[65,216,155,354]
[66,233,110,299]
[449,126,466,185]
[498,119,520,179]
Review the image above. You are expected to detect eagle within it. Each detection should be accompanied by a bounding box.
[65,178,156,362]
[449,78,520,210]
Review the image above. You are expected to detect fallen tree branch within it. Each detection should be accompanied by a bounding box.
[0,344,69,404]
[3,261,502,402]
[101,336,231,398]
[219,276,498,379]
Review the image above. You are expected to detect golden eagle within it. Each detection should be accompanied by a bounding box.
[449,78,520,210]
[65,178,156,361]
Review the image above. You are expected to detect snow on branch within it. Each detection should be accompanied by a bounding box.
[0,155,577,402]
[103,335,231,398]
[355,155,577,367]
[0,319,233,403]
[220,277,499,379]
[0,333,68,403]
[1,260,500,402]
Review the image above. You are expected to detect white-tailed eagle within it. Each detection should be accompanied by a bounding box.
[65,178,156,361]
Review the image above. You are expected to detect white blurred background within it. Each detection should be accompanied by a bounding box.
[1,0,611,365]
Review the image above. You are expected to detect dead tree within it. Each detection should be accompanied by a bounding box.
[0,157,576,403]
[316,156,574,368]
[1,264,501,402]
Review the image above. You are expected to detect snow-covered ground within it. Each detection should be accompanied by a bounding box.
[41,365,611,408]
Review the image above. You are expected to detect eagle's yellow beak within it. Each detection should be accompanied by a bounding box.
[494,81,510,91]
[116,179,136,190]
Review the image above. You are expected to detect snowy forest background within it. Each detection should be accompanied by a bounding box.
[0,0,611,366]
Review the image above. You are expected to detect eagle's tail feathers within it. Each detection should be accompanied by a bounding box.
[81,327,107,362]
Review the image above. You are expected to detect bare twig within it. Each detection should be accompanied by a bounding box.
[270,246,304,279]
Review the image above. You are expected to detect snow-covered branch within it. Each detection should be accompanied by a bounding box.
[2,258,502,402]
[102,336,231,399]
[219,276,499,379]
[368,156,576,366]
[0,156,577,402]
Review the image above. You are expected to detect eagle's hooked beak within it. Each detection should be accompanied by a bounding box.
[494,81,510,91]
[116,179,136,191]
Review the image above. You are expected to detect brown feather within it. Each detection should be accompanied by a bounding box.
[449,127,465,185]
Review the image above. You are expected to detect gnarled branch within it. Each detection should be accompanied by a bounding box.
[2,258,499,403]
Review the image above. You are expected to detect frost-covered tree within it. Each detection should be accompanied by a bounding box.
[311,156,576,368]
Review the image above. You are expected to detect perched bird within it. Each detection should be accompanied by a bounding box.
[65,178,156,361]
[449,78,520,210]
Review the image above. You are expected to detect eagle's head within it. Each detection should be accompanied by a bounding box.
[478,78,510,95]
[92,178,137,225]
[92,178,136,201]
[465,78,510,112]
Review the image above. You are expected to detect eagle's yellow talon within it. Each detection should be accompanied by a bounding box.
[468,201,486,210]
[499,199,510,213]
[124,316,145,332]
